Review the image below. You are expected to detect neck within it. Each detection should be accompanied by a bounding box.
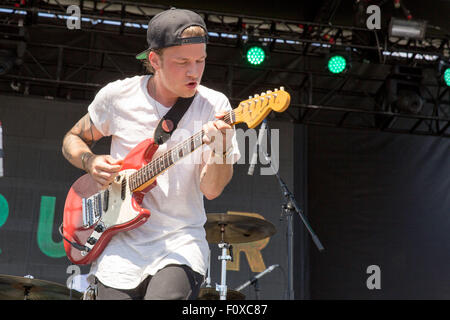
[147,74,178,107]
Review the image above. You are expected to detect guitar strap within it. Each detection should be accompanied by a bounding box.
[153,95,195,145]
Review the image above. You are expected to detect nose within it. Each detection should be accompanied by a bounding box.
[186,62,203,79]
[186,64,196,78]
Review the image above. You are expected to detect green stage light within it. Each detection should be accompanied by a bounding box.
[327,55,347,74]
[246,46,266,65]
[444,68,450,86]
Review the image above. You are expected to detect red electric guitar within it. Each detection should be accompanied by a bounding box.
[62,88,291,264]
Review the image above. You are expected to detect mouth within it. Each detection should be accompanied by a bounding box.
[186,81,198,89]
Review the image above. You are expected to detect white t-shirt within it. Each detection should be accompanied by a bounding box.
[86,74,240,289]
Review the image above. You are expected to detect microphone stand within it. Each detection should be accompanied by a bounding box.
[253,279,261,300]
[260,120,324,300]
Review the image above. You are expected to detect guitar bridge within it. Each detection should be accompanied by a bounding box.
[121,177,127,200]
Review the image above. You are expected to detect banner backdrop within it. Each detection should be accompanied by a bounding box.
[307,126,450,299]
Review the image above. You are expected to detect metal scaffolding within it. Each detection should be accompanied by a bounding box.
[0,0,449,137]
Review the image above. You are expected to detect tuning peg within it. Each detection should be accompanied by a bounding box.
[261,92,265,96]
[266,90,272,94]
[274,88,278,92]
[280,86,285,91]
[254,94,259,98]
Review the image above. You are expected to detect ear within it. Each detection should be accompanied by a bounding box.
[148,51,162,72]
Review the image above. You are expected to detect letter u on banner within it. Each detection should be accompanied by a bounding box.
[37,196,65,258]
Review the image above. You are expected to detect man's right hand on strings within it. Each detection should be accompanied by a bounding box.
[82,153,122,190]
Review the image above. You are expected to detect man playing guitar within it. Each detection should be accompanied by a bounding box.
[62,8,240,299]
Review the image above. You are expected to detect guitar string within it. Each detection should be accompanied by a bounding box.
[145,111,233,175]
[129,110,235,189]
[154,110,233,164]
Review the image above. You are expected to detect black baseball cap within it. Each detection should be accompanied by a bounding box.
[136,8,208,60]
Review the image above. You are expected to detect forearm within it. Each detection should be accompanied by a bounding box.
[62,113,103,172]
[62,133,94,171]
[200,152,233,200]
[200,112,236,200]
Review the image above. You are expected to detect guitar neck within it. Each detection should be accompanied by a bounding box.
[129,110,236,192]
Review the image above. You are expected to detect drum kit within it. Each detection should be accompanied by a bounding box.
[197,212,276,300]
[0,212,275,300]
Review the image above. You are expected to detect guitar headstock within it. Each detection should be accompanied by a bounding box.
[232,87,291,128]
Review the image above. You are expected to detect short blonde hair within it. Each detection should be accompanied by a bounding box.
[141,25,207,74]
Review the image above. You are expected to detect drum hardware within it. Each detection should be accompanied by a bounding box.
[216,223,232,300]
[205,248,212,288]
[203,212,277,300]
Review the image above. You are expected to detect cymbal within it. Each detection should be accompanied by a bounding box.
[0,274,83,300]
[205,213,276,244]
[198,287,245,300]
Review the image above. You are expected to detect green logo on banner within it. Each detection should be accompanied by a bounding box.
[0,194,8,228]
[37,196,65,258]
[0,194,9,254]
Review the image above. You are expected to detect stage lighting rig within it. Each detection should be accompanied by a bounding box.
[242,40,269,66]
[389,66,424,114]
[245,45,266,66]
[437,60,450,87]
[241,28,269,67]
[327,54,347,74]
[445,69,450,87]
[326,48,351,74]
[388,18,427,40]
[375,65,425,128]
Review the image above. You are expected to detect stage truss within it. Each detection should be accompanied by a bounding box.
[0,0,449,137]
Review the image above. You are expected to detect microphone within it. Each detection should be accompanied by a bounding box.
[235,264,279,291]
[247,119,267,175]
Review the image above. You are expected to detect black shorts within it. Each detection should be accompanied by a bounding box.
[94,264,204,300]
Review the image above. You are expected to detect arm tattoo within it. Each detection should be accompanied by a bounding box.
[74,114,99,147]
[62,133,76,161]
[62,114,100,165]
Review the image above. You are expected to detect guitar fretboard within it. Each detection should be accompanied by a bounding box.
[128,109,235,191]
